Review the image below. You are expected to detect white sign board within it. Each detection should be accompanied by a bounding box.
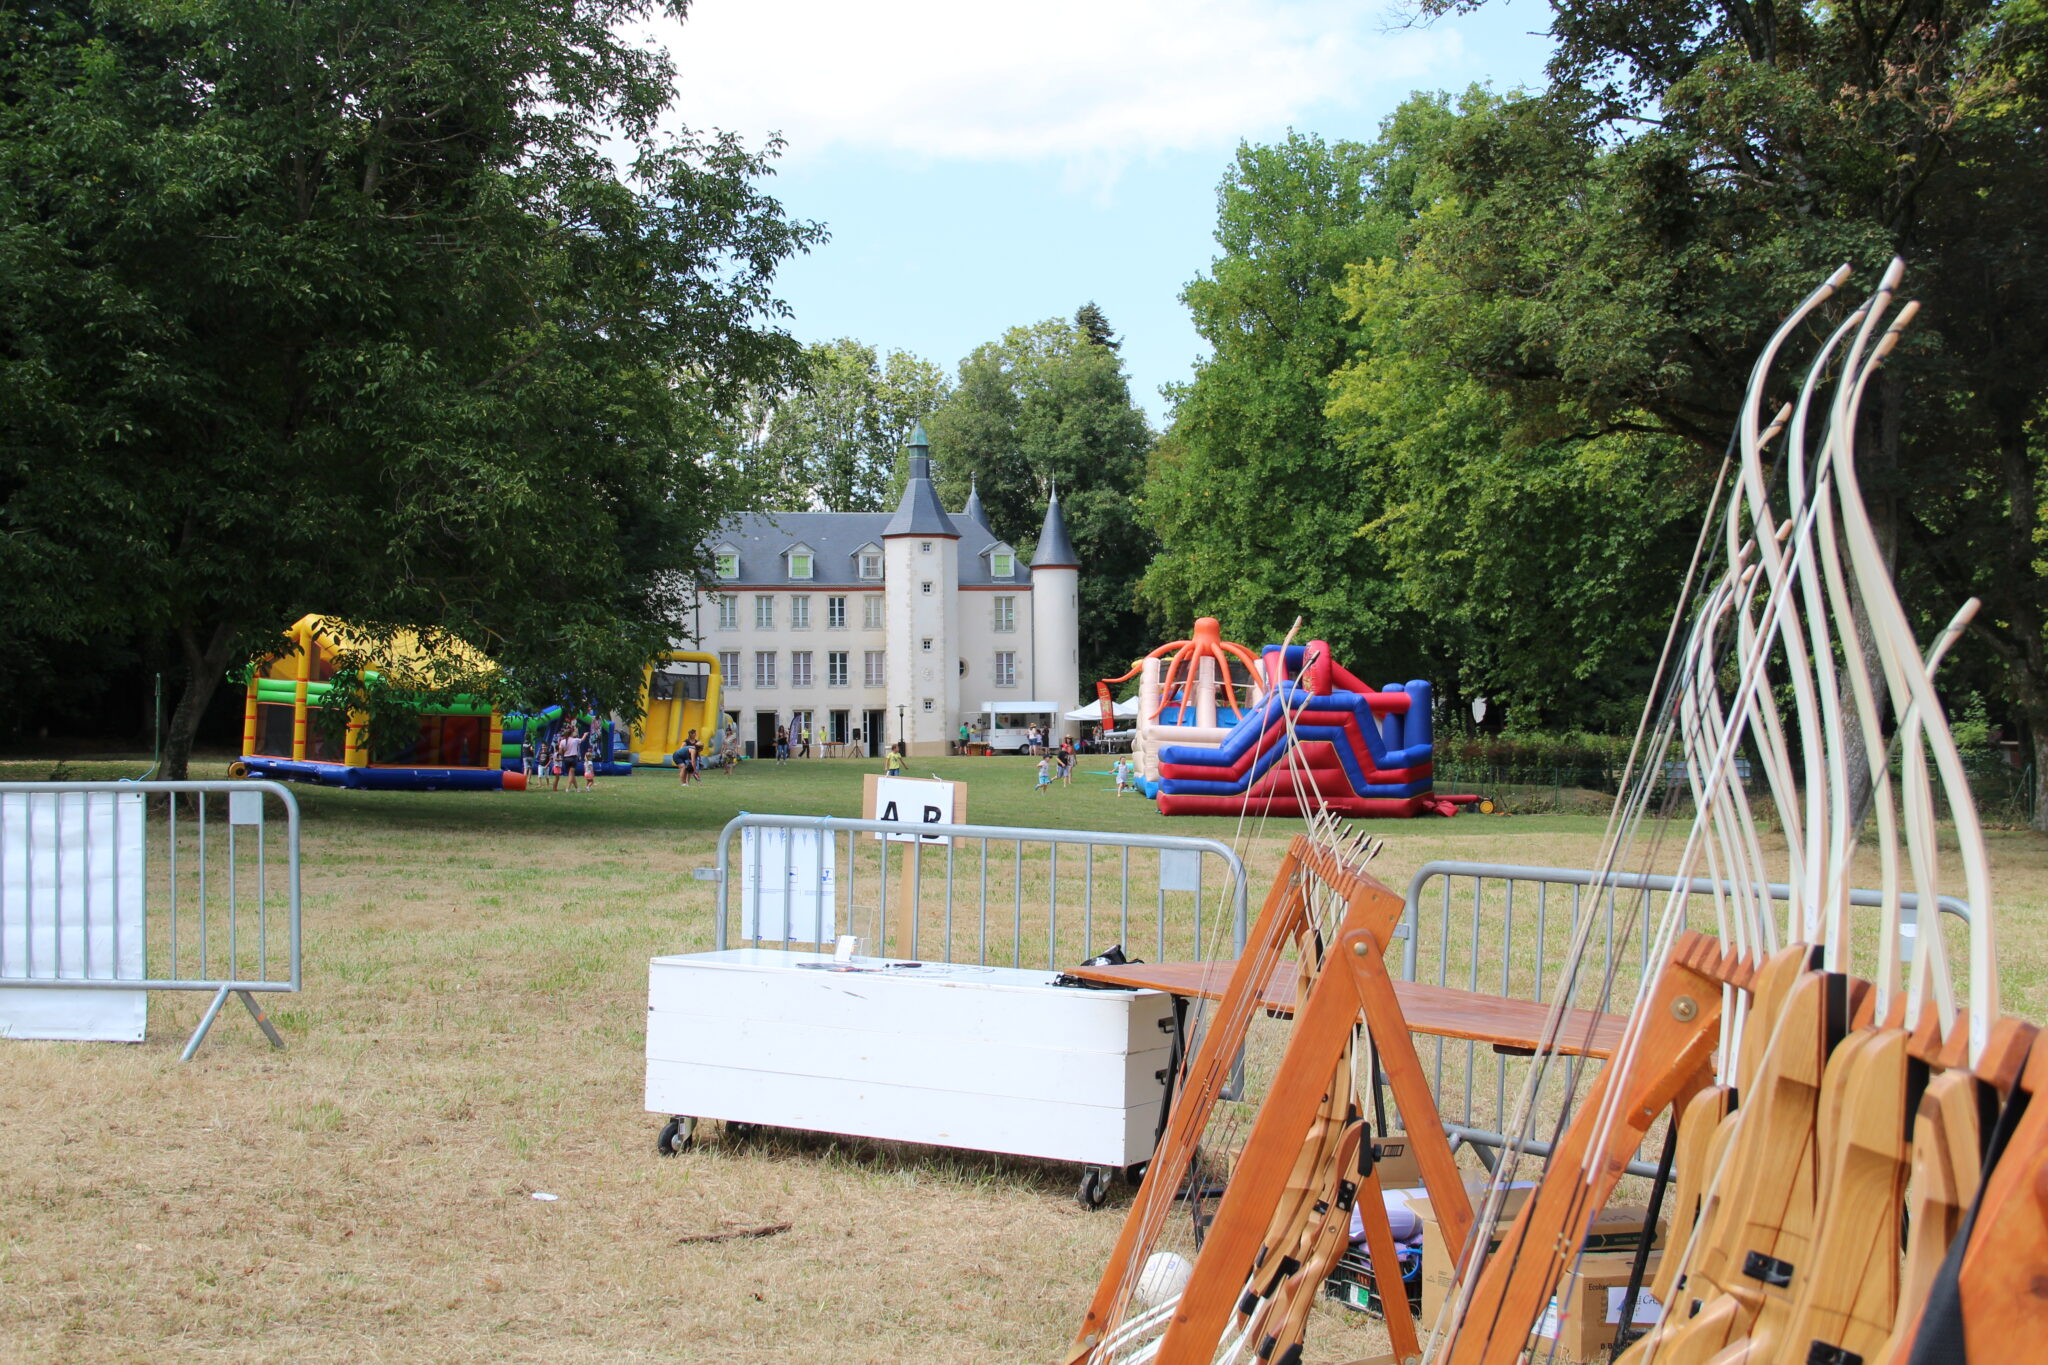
[871,776,959,844]
[0,791,147,1042]
[740,824,836,943]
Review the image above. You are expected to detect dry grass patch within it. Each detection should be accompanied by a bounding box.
[0,757,2042,1363]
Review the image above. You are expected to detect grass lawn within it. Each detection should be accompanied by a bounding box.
[1,752,2043,1363]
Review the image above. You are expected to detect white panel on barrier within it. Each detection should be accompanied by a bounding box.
[0,791,147,1042]
[739,824,836,943]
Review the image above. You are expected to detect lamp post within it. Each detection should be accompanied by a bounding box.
[897,704,906,748]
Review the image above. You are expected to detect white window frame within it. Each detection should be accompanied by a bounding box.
[991,550,1014,578]
[791,651,813,688]
[863,651,885,688]
[858,550,883,580]
[790,594,811,629]
[993,596,1016,633]
[921,580,934,596]
[754,651,777,688]
[715,551,740,579]
[921,637,933,654]
[717,594,739,631]
[994,651,1017,688]
[827,651,849,687]
[827,595,847,629]
[863,596,885,630]
[718,650,740,688]
[789,550,814,580]
[754,595,774,630]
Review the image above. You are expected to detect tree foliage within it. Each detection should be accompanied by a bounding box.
[0,0,821,775]
[736,338,950,512]
[1139,123,1450,685]
[925,309,1155,694]
[1391,0,2048,809]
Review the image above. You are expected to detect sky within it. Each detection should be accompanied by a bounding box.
[639,1,1559,424]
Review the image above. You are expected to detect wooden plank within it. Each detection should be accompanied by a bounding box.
[1069,958,1631,1059]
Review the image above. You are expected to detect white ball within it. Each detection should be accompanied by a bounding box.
[1132,1251,1194,1311]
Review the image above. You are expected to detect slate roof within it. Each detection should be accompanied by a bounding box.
[1030,488,1079,569]
[708,510,1032,589]
[883,423,958,538]
[960,481,990,531]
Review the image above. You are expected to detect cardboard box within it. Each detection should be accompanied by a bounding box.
[1532,1250,1666,1362]
[1405,1187,1665,1328]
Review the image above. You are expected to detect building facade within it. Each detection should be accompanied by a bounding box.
[688,425,1081,758]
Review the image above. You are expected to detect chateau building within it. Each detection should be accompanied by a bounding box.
[689,425,1081,758]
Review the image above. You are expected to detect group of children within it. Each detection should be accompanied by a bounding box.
[1033,742,1142,797]
[674,723,741,784]
[524,719,605,792]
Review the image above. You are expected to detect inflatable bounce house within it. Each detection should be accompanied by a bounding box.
[236,615,656,790]
[1113,618,1476,818]
[626,651,725,766]
[237,615,522,791]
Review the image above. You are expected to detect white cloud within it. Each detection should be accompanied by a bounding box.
[637,1,1464,164]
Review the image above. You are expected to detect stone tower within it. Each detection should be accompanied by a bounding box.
[1030,485,1082,740]
[882,423,961,756]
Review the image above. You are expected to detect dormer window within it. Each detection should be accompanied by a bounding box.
[714,546,740,579]
[785,544,815,580]
[857,545,883,580]
[991,549,1015,578]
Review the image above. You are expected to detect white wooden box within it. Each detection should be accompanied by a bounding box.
[645,949,1174,1167]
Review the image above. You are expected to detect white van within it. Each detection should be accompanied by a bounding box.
[979,702,1063,754]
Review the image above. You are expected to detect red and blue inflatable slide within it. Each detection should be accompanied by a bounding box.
[1154,644,1476,817]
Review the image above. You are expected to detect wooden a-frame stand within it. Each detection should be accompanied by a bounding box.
[1068,834,1474,1365]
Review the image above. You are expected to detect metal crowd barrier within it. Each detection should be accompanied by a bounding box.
[708,813,1251,970]
[1397,860,1971,1176]
[0,780,302,1060]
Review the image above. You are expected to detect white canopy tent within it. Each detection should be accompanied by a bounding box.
[1065,697,1141,722]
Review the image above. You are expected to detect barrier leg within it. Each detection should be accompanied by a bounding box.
[181,984,234,1061]
[238,990,286,1050]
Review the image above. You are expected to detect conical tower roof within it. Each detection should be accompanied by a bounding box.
[1030,484,1079,568]
[961,477,990,530]
[884,422,958,538]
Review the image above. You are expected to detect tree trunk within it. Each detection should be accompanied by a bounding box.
[163,624,239,781]
[2033,726,2048,833]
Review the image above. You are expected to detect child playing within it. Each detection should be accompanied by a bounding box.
[1035,754,1052,792]
[1113,757,1133,797]
[885,742,905,777]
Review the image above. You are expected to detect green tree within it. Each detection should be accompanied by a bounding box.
[925,310,1156,694]
[1400,0,2048,816]
[1140,121,1449,681]
[0,0,821,776]
[1327,258,1706,726]
[749,338,950,511]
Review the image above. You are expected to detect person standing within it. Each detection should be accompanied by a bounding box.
[1034,753,1052,793]
[722,721,739,774]
[775,725,790,763]
[582,725,599,789]
[678,729,697,785]
[885,741,905,777]
[957,719,970,754]
[798,723,811,759]
[567,724,587,792]
[1058,738,1075,787]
